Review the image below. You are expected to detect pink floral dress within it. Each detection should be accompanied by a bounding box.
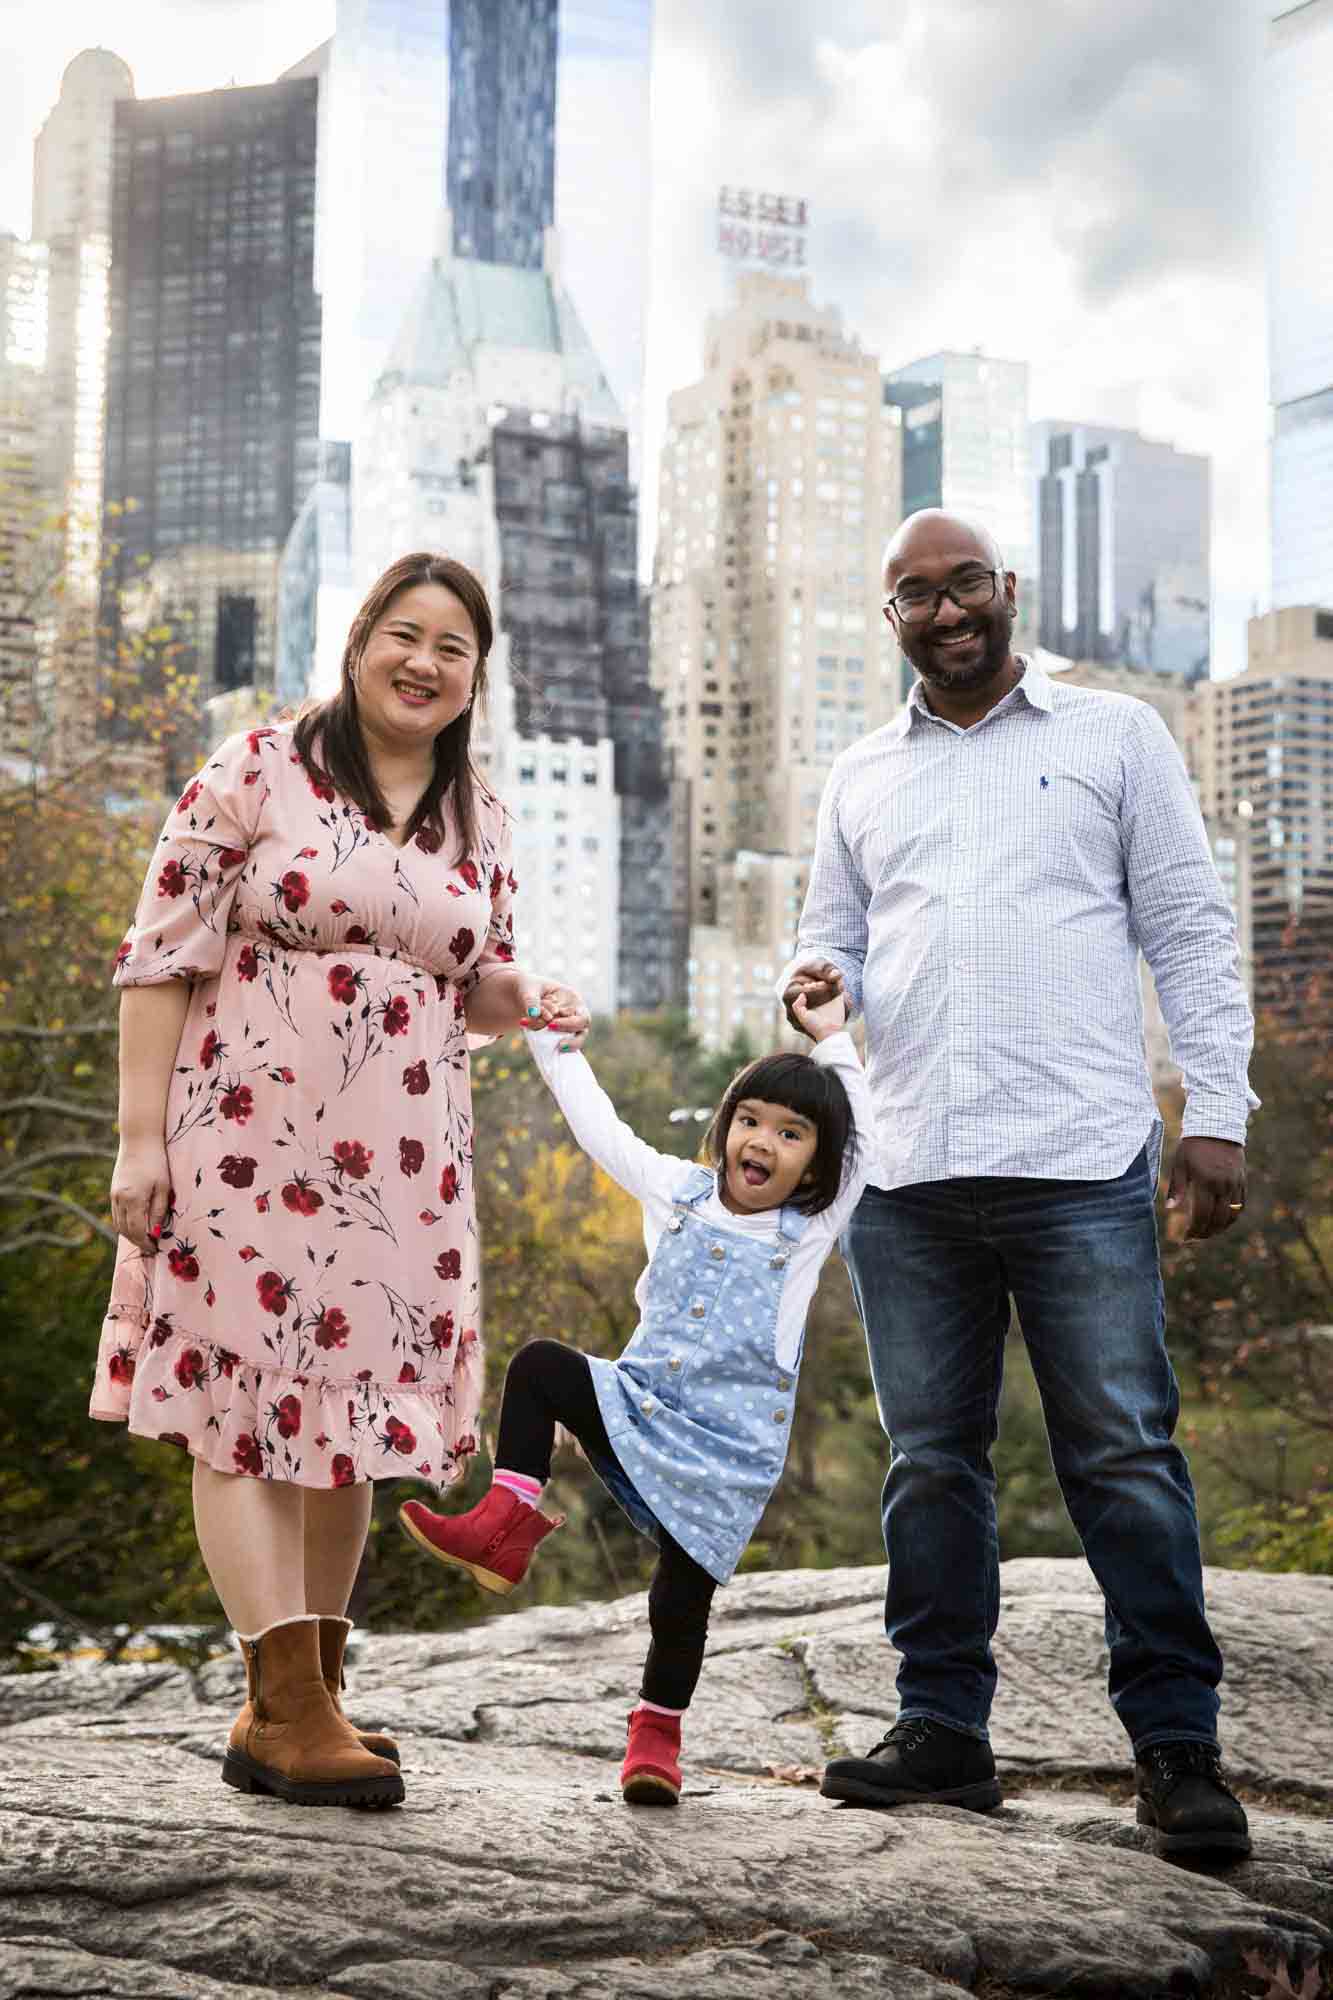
[90,723,516,1490]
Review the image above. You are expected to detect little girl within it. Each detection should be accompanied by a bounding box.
[400,989,873,1805]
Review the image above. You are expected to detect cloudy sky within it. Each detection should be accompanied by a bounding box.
[1,0,1271,672]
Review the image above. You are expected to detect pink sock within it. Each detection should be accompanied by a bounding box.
[635,1697,685,1718]
[492,1468,544,1509]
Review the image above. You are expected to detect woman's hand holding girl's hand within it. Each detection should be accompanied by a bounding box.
[791,988,847,1041]
[110,1137,173,1251]
[517,979,591,1050]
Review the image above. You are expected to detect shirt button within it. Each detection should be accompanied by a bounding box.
[710,1243,725,1260]
[773,1408,787,1424]
[690,1302,706,1319]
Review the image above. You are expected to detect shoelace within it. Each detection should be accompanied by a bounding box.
[866,1717,936,1759]
[1145,1741,1232,1792]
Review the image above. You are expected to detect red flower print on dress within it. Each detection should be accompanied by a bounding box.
[257,1269,293,1316]
[151,1386,169,1402]
[237,1246,260,1263]
[459,859,480,890]
[414,824,443,855]
[217,1349,239,1377]
[234,1432,264,1477]
[491,865,504,899]
[275,1393,302,1439]
[108,1347,135,1386]
[309,771,336,802]
[219,1154,257,1188]
[345,924,370,945]
[398,1363,420,1384]
[174,1347,206,1389]
[314,1432,330,1449]
[199,1029,222,1068]
[330,899,351,915]
[493,937,514,961]
[328,963,359,1005]
[278,870,310,913]
[399,1138,424,1177]
[435,1247,461,1281]
[382,995,411,1037]
[385,1416,416,1456]
[312,1305,350,1350]
[455,1432,478,1458]
[159,1431,189,1450]
[402,1059,430,1095]
[507,870,518,894]
[167,1243,200,1282]
[157,858,188,899]
[150,1316,174,1349]
[255,1191,270,1213]
[220,1084,254,1125]
[236,944,259,982]
[217,847,246,869]
[438,1163,459,1205]
[331,1453,356,1487]
[176,781,204,813]
[281,1177,324,1216]
[247,727,274,753]
[296,846,318,859]
[114,938,132,970]
[448,928,475,965]
[332,1139,373,1180]
[428,1313,454,1352]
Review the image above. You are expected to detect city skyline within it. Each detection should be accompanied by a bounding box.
[2,0,1275,676]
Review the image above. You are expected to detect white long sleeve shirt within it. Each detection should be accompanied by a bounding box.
[526,1028,873,1370]
[778,659,1258,1191]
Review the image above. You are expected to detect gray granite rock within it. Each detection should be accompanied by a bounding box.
[1,1559,1329,2000]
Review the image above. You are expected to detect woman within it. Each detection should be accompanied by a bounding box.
[90,552,587,1809]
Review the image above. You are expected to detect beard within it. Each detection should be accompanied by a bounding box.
[910,614,1013,693]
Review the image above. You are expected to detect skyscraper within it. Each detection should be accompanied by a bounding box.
[1266,0,1333,611]
[1190,606,1333,1023]
[356,233,675,1012]
[0,235,48,771]
[448,0,558,269]
[654,271,902,1048]
[30,50,133,583]
[1033,422,1211,678]
[883,351,1033,593]
[102,77,321,705]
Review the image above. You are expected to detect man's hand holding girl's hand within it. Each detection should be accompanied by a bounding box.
[791,986,847,1041]
[782,960,845,1034]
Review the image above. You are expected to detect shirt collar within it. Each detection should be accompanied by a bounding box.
[890,654,1048,737]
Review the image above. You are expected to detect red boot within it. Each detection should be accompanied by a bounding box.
[620,1706,683,1807]
[398,1488,564,1595]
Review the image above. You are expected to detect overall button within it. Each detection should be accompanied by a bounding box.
[773,1408,788,1424]
[667,1216,684,1233]
[690,1302,706,1319]
[770,1253,788,1270]
[668,1356,682,1371]
[777,1377,791,1392]
[640,1398,654,1416]
[709,1243,726,1261]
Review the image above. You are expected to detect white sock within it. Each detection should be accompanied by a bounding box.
[492,1468,544,1509]
[635,1697,685,1718]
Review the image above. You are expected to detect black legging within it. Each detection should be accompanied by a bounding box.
[495,1339,718,1710]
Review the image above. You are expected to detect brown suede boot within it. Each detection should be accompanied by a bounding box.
[222,1614,404,1808]
[317,1616,400,1766]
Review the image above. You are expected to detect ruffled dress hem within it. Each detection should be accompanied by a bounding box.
[92,1307,479,1491]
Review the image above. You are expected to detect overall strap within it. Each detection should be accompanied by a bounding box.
[776,1201,812,1244]
[669,1162,716,1210]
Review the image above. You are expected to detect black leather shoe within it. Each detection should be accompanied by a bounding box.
[821,1717,1002,1810]
[1134,1741,1251,1858]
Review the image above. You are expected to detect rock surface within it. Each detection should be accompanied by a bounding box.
[1,1558,1330,2000]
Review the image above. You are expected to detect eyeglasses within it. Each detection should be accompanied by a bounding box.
[883,567,1004,625]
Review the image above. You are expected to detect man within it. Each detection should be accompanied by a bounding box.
[781,509,1256,1859]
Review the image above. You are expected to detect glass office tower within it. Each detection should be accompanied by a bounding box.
[883,351,1034,591]
[1267,0,1333,611]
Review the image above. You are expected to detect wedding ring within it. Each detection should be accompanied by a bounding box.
[1228,1202,1244,1210]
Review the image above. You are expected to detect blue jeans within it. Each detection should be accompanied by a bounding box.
[843,1148,1223,1755]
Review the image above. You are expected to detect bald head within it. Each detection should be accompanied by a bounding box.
[882,509,1005,588]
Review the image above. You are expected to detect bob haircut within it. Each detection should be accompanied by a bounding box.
[291,552,494,863]
[705,1051,856,1217]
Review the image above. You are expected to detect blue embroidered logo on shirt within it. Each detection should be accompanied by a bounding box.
[1040,775,1049,789]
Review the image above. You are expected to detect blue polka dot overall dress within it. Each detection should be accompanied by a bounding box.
[585,1164,810,1585]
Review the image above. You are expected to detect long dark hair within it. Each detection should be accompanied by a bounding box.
[705,1051,857,1216]
[291,553,495,861]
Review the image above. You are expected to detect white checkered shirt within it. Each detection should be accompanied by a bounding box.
[779,658,1258,1190]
